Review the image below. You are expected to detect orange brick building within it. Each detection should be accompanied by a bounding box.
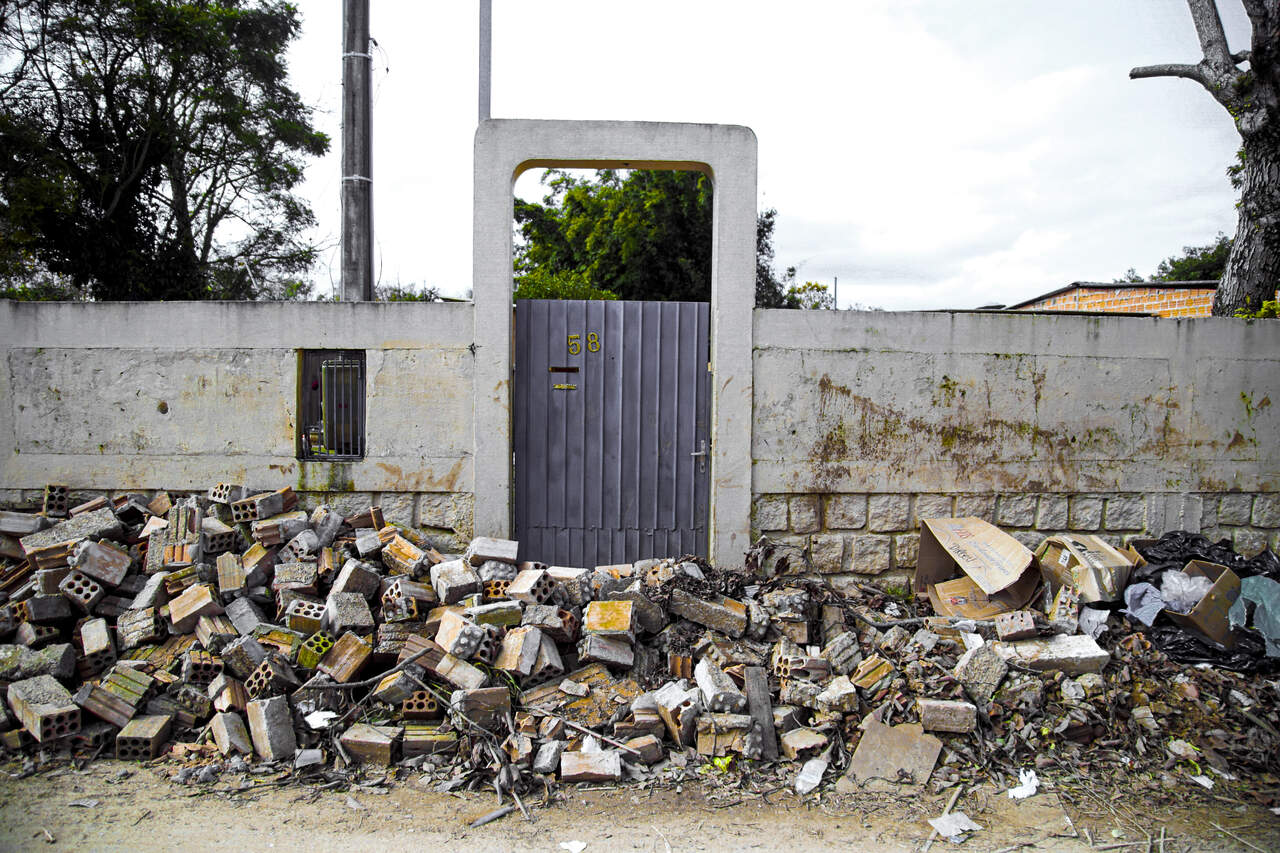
[1007,281,1220,318]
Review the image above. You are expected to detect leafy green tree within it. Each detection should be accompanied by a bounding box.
[1131,1,1280,315]
[514,169,711,302]
[1114,233,1232,283]
[0,0,328,300]
[515,169,800,307]
[376,282,442,302]
[513,267,617,301]
[785,280,834,309]
[0,219,84,299]
[755,207,798,308]
[1112,268,1144,284]
[1152,233,1232,281]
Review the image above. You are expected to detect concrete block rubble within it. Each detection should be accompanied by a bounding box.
[1,485,1278,817]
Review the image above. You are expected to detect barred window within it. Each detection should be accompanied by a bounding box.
[297,350,366,460]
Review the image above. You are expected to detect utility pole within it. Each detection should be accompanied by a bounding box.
[479,0,492,122]
[341,0,373,301]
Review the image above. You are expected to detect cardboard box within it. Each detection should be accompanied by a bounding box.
[1163,560,1241,647]
[1035,534,1144,603]
[916,518,1040,619]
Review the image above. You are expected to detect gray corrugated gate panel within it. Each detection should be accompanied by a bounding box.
[514,299,709,566]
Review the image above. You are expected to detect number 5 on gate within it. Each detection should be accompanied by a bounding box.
[567,334,581,355]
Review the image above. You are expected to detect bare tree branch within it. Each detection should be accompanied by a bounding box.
[1187,0,1235,70]
[1129,63,1207,83]
[1130,1,1248,112]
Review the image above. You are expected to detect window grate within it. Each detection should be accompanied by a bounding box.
[298,350,366,460]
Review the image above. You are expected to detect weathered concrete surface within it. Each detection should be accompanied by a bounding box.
[0,301,474,496]
[5,298,1277,572]
[752,310,1280,496]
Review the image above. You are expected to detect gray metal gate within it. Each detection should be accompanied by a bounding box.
[514,299,710,566]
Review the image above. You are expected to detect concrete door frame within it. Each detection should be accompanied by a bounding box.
[472,119,755,567]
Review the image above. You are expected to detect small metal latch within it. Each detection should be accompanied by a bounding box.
[690,439,707,473]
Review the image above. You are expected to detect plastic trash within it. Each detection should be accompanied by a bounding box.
[1078,606,1111,638]
[928,811,983,841]
[794,753,828,794]
[1229,575,1280,657]
[1160,570,1214,614]
[1135,531,1280,583]
[305,710,338,730]
[1145,623,1276,672]
[1007,768,1039,799]
[1124,583,1165,626]
[1126,532,1280,672]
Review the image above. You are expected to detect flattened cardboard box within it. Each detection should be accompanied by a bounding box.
[1163,560,1241,647]
[1035,534,1144,603]
[916,518,1039,619]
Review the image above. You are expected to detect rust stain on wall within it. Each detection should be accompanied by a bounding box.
[800,371,1201,494]
[374,459,465,492]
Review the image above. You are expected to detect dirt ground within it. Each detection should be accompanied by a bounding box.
[0,759,1276,852]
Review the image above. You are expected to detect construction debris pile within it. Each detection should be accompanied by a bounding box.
[1,484,1279,811]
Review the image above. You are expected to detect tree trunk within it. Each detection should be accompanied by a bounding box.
[1214,128,1280,315]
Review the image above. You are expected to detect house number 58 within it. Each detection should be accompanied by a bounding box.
[567,332,601,355]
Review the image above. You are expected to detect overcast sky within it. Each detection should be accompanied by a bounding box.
[286,1,1250,309]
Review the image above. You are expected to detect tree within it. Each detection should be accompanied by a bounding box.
[1154,233,1233,280]
[784,280,833,309]
[513,267,618,301]
[376,282,442,302]
[0,0,329,300]
[1131,1,1279,316]
[755,207,799,308]
[514,169,712,302]
[515,169,800,307]
[1114,233,1233,282]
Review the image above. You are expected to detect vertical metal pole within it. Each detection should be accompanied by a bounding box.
[479,0,492,122]
[833,275,838,310]
[342,0,373,301]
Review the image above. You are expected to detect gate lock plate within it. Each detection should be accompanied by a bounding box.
[690,439,707,473]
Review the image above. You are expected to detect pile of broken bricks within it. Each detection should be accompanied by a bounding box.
[0,483,1278,815]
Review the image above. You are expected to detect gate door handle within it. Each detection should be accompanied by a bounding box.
[690,440,707,473]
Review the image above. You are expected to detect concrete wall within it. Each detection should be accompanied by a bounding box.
[4,301,1278,573]
[752,309,1280,590]
[0,301,477,549]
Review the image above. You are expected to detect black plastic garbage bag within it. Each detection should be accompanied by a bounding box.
[1142,622,1279,673]
[1134,530,1280,584]
[1125,531,1280,672]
